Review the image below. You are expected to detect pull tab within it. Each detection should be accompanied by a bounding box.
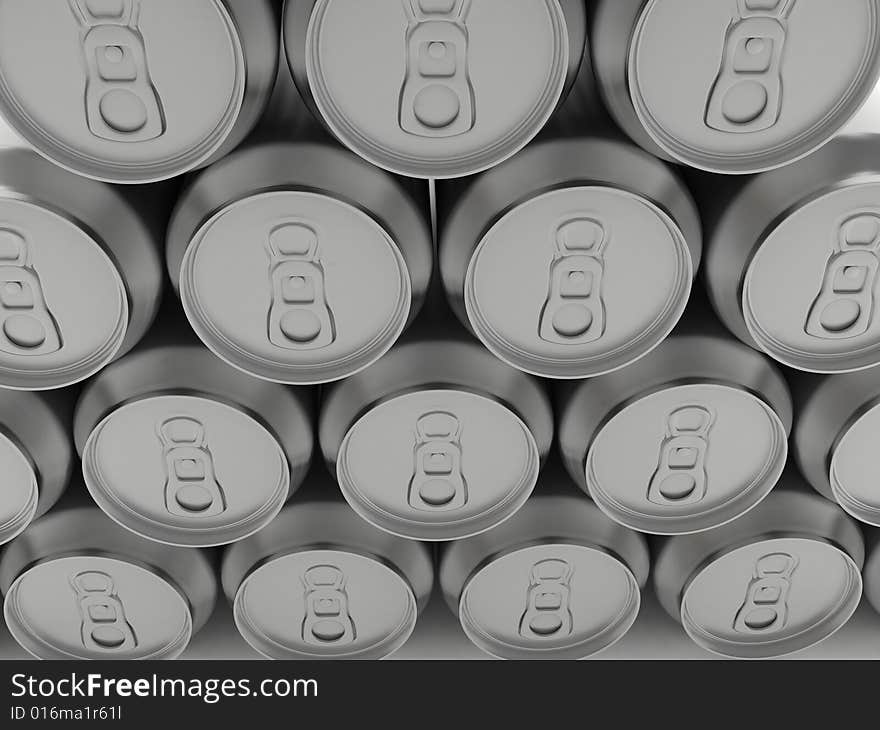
[733,551,798,634]
[266,220,337,351]
[408,410,468,511]
[704,0,796,133]
[0,227,63,357]
[69,0,166,142]
[805,211,880,340]
[157,416,227,518]
[518,558,574,640]
[301,565,357,646]
[70,570,138,652]
[539,216,609,346]
[399,0,475,138]
[647,405,715,506]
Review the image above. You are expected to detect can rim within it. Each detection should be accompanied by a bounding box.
[178,191,413,385]
[336,387,541,541]
[585,383,789,535]
[0,1,248,184]
[626,0,880,175]
[463,185,694,379]
[303,0,571,179]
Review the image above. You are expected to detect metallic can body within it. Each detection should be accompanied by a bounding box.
[0,504,217,660]
[558,321,792,534]
[704,135,880,374]
[167,141,433,385]
[283,0,588,178]
[0,389,73,546]
[74,335,314,547]
[222,474,433,660]
[0,148,163,390]
[319,327,554,541]
[0,0,278,183]
[438,136,701,379]
[591,0,880,174]
[439,476,649,660]
[653,482,864,658]
[792,367,880,526]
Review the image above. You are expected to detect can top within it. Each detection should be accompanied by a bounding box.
[179,190,413,385]
[0,0,252,182]
[336,388,541,540]
[743,180,880,373]
[440,493,649,660]
[586,382,788,534]
[82,394,292,547]
[830,402,880,526]
[0,197,129,390]
[464,186,694,378]
[626,0,880,173]
[0,432,37,547]
[4,554,194,660]
[293,0,571,178]
[654,488,864,658]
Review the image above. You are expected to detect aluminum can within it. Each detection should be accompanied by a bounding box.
[222,469,433,660]
[74,324,314,547]
[0,389,72,547]
[438,136,701,379]
[282,0,588,178]
[862,529,880,620]
[439,468,649,660]
[704,135,880,373]
[590,0,880,174]
[0,502,217,660]
[166,141,433,385]
[0,0,278,183]
[558,312,792,534]
[0,148,163,390]
[319,323,554,541]
[792,367,880,526]
[653,480,864,658]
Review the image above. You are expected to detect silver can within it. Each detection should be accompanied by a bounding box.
[704,135,880,373]
[863,529,880,620]
[0,503,217,660]
[439,472,649,660]
[0,389,72,547]
[282,0,587,178]
[74,331,314,547]
[591,0,880,174]
[0,149,163,390]
[0,0,278,183]
[792,367,880,526]
[654,481,864,658]
[558,316,792,534]
[222,471,433,660]
[319,325,554,541]
[166,141,433,385]
[438,136,702,379]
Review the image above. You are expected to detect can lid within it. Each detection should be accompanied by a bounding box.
[459,543,640,660]
[233,548,418,660]
[830,401,880,526]
[336,388,540,541]
[180,191,412,385]
[586,383,787,534]
[0,0,248,183]
[298,0,570,178]
[744,182,880,373]
[82,394,290,547]
[627,0,880,173]
[0,199,128,390]
[680,537,862,658]
[0,433,37,547]
[464,186,693,379]
[4,554,193,660]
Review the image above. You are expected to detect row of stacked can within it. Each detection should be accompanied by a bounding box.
[0,0,879,661]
